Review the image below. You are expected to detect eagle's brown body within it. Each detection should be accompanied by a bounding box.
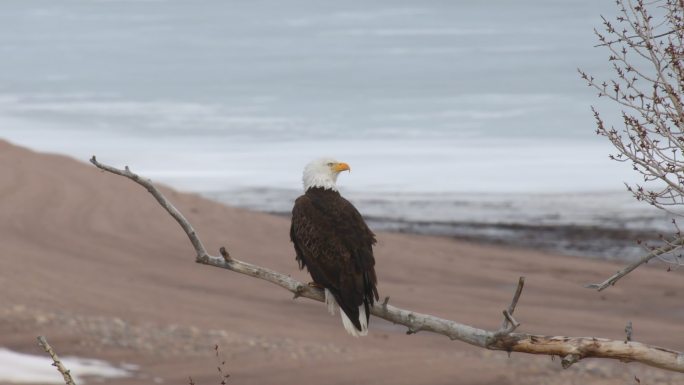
[290,187,379,332]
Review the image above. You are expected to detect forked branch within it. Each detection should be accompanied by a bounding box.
[490,277,524,341]
[90,157,684,373]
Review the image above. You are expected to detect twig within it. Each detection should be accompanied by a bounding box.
[501,277,525,330]
[502,310,520,330]
[36,336,77,385]
[214,344,231,384]
[90,158,684,373]
[593,28,679,47]
[220,246,232,262]
[586,237,684,291]
[489,277,525,344]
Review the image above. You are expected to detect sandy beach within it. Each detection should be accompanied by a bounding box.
[1,139,683,385]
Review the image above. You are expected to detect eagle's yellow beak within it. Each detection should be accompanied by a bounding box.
[333,162,350,173]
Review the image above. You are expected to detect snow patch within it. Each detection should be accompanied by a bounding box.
[0,348,135,383]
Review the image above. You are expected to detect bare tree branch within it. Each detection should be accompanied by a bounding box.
[90,159,209,259]
[587,237,684,291]
[594,28,679,47]
[490,277,525,341]
[90,157,684,373]
[37,336,77,385]
[625,321,634,343]
[502,277,525,328]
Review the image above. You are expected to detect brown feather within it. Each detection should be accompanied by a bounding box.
[290,187,378,331]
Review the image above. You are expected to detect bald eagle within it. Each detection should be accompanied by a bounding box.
[290,158,379,336]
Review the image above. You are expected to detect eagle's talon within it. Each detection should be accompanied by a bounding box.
[307,282,324,289]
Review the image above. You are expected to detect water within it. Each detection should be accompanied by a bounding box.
[0,0,675,259]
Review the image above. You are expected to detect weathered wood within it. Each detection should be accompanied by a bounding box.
[37,336,77,385]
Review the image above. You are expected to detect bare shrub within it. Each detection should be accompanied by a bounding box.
[580,0,684,272]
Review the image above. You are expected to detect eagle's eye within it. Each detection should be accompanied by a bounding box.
[326,162,334,167]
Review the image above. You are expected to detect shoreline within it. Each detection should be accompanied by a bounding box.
[263,210,661,261]
[206,187,671,262]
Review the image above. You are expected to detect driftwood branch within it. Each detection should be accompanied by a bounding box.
[586,237,684,291]
[90,157,684,373]
[37,336,77,385]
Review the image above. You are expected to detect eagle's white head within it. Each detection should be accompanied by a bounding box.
[302,158,351,191]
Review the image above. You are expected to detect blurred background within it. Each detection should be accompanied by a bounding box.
[3,2,684,384]
[0,0,669,257]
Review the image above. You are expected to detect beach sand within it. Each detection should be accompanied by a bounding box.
[0,139,682,385]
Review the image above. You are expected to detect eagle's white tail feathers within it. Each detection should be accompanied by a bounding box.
[323,289,368,336]
[324,289,336,315]
[340,305,368,337]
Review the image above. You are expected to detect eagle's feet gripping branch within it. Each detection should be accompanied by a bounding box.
[307,282,324,289]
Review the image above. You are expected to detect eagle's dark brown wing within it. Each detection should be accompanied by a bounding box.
[290,188,378,331]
